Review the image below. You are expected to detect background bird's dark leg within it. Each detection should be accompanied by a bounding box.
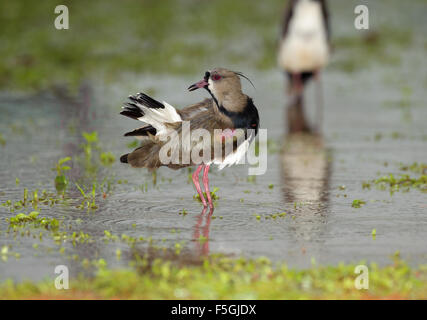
[192,165,206,206]
[292,72,303,95]
[202,164,213,209]
[314,70,324,134]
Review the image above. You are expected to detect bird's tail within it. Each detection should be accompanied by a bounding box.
[120,140,162,169]
[120,93,181,136]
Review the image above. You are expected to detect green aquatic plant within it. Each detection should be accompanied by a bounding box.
[2,189,61,213]
[178,209,188,216]
[81,131,99,177]
[194,187,219,203]
[362,182,371,190]
[52,157,72,195]
[373,174,427,193]
[363,163,427,193]
[100,152,115,167]
[1,245,8,262]
[255,212,287,221]
[399,162,427,175]
[75,182,98,210]
[352,199,366,208]
[197,235,208,244]
[6,211,59,231]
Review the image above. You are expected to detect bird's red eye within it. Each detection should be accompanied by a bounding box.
[212,74,221,81]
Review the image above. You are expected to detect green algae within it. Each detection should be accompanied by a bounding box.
[194,187,219,203]
[351,200,366,208]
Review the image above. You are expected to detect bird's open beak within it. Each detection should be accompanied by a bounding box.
[188,79,209,92]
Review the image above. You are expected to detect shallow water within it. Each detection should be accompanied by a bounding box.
[1,1,427,282]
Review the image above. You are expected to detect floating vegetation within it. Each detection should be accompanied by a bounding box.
[399,162,427,175]
[362,162,427,194]
[352,200,366,208]
[178,209,188,216]
[1,246,9,261]
[362,182,372,190]
[6,211,60,231]
[80,131,100,177]
[1,188,63,213]
[372,174,427,193]
[254,212,287,221]
[1,245,19,262]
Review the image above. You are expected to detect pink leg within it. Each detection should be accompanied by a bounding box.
[202,164,213,209]
[192,165,206,207]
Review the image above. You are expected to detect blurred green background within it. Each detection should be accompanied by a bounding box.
[0,0,286,90]
[2,0,424,91]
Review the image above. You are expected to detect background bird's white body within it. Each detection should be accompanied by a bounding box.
[278,0,329,73]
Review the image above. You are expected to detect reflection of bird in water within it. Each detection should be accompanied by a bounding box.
[278,0,330,133]
[193,207,213,256]
[281,133,331,242]
[119,68,259,208]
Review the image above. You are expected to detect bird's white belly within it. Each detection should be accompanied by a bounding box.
[278,33,329,73]
[210,139,250,169]
[209,134,254,170]
[278,0,329,73]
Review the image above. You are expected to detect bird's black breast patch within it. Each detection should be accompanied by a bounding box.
[218,98,259,136]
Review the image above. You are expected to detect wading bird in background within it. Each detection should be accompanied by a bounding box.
[278,0,330,133]
[120,68,259,209]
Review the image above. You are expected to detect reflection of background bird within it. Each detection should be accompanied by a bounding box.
[278,0,330,133]
[281,133,331,242]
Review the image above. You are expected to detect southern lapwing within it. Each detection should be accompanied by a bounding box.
[120,68,260,209]
[278,0,330,133]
